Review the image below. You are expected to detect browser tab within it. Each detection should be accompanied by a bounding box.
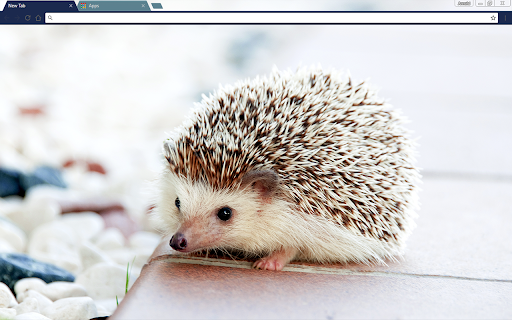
[77,1,151,12]
[1,1,77,23]
[151,3,163,9]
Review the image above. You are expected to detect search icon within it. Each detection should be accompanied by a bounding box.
[48,15,52,20]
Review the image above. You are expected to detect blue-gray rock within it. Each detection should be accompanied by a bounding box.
[0,253,75,293]
[0,168,23,197]
[19,166,67,191]
[1,166,66,198]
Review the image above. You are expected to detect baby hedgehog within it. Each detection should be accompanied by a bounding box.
[155,67,420,271]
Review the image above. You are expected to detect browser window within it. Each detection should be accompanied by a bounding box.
[0,1,510,319]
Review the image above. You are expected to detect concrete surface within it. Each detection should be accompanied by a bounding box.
[112,259,512,319]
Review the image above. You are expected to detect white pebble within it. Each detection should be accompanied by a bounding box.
[14,312,51,320]
[0,197,23,218]
[5,198,60,235]
[129,231,161,250]
[41,297,97,320]
[24,185,78,204]
[0,239,16,253]
[0,218,26,252]
[0,307,16,319]
[130,266,142,280]
[41,282,87,301]
[28,221,82,274]
[63,169,110,197]
[94,303,111,317]
[132,249,153,269]
[0,282,18,308]
[75,262,127,300]
[94,298,119,315]
[15,278,46,301]
[79,241,113,270]
[94,228,125,250]
[17,291,52,309]
[59,212,105,242]
[14,297,39,315]
[103,248,137,267]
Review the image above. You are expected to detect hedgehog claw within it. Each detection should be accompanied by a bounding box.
[253,247,297,271]
[253,258,282,271]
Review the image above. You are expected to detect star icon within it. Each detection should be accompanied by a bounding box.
[491,15,496,20]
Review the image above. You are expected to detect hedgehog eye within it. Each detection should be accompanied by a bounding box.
[175,198,180,210]
[217,207,232,221]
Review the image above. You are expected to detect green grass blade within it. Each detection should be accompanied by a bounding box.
[125,256,136,294]
[125,261,130,294]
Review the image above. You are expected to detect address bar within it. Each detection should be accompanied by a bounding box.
[44,12,499,24]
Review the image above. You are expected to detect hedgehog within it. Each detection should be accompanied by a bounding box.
[154,66,420,271]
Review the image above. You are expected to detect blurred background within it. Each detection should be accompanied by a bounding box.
[0,23,510,226]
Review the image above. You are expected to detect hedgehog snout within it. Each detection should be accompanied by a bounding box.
[170,233,187,251]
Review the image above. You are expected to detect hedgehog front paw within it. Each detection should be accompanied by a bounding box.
[253,257,284,271]
[253,247,297,271]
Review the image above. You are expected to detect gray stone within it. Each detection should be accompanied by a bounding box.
[19,166,66,191]
[0,254,74,293]
[0,168,23,197]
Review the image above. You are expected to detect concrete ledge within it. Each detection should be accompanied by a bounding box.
[111,256,512,319]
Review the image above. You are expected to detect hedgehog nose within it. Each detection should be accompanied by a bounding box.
[170,233,187,251]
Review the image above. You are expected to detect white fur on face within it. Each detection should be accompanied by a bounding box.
[154,170,291,254]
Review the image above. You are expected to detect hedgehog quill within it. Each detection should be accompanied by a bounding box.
[154,67,420,271]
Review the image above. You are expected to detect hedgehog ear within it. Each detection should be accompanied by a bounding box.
[241,169,280,201]
[163,140,176,166]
